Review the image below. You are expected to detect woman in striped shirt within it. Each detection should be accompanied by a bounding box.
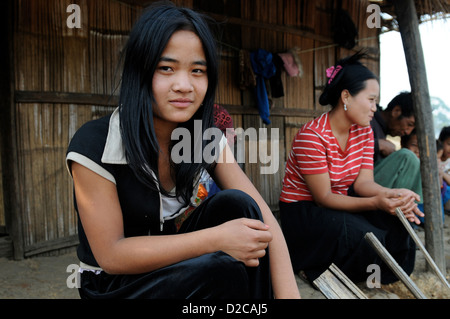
[279,52,424,285]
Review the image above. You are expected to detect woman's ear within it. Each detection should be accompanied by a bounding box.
[341,89,350,105]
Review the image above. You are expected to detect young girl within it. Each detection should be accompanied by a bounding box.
[279,53,424,285]
[66,2,299,299]
[439,126,450,212]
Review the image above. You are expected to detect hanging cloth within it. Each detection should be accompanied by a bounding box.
[239,49,257,90]
[278,52,299,77]
[278,47,303,78]
[250,49,276,125]
[333,0,358,49]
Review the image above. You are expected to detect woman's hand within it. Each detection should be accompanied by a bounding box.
[376,188,424,224]
[215,218,273,267]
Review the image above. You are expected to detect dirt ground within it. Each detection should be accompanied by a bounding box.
[0,215,449,299]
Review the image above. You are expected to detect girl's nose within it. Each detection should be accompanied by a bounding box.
[172,72,193,92]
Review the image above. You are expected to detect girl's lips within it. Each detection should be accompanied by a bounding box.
[170,99,193,108]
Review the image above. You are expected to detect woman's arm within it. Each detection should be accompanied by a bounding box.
[303,171,379,212]
[303,168,423,223]
[71,161,272,274]
[212,144,301,299]
[354,168,422,222]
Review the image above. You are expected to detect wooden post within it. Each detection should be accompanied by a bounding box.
[0,0,24,259]
[393,0,446,273]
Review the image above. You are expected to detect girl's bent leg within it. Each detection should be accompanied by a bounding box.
[178,189,272,299]
[179,189,264,231]
[79,251,250,299]
[79,189,273,299]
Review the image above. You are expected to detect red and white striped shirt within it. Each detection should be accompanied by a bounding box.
[280,112,374,203]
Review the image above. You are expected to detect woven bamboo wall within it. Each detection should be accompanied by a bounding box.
[10,0,379,256]
[13,0,139,255]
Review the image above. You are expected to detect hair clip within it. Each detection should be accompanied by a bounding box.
[326,65,342,84]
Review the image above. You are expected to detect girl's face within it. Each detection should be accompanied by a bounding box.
[442,137,450,161]
[345,79,379,127]
[406,134,420,158]
[152,30,208,130]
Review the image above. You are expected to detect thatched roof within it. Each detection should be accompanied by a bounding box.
[375,0,450,31]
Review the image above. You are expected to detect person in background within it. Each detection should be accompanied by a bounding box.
[438,126,450,212]
[439,126,450,177]
[401,130,449,224]
[371,92,415,161]
[66,2,299,299]
[370,92,423,206]
[279,52,423,285]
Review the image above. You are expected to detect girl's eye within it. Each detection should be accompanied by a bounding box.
[158,66,173,72]
[192,68,206,74]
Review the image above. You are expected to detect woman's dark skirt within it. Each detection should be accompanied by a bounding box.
[279,200,416,285]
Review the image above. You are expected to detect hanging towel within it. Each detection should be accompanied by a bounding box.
[289,47,304,78]
[278,47,304,78]
[278,52,299,77]
[250,49,276,125]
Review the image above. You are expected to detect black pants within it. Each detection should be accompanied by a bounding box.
[279,200,416,285]
[79,189,273,299]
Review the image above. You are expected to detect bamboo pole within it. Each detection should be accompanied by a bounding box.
[365,232,427,299]
[395,208,450,291]
[394,0,446,273]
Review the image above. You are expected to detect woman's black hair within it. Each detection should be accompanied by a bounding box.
[118,1,219,203]
[319,51,378,108]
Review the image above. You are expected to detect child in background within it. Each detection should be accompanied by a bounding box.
[439,126,450,212]
[401,130,449,223]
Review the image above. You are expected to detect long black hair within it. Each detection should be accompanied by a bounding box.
[319,52,378,108]
[118,1,219,204]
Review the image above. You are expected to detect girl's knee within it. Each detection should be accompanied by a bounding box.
[209,189,262,220]
[191,252,250,298]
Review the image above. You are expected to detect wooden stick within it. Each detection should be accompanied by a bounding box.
[395,208,450,291]
[313,263,368,299]
[328,263,368,299]
[364,232,427,299]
